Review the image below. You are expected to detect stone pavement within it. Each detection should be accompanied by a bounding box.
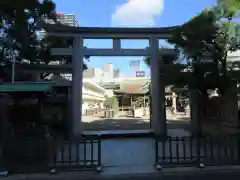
[82,110,190,131]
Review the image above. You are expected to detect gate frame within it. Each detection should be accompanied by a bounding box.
[43,24,179,137]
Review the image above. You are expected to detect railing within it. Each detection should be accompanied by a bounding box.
[4,136,102,173]
[155,135,240,167]
[49,136,102,171]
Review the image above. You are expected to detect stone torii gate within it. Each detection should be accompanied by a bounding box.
[43,24,178,137]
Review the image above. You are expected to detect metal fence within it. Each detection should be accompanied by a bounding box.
[3,136,102,173]
[49,136,102,171]
[155,135,240,167]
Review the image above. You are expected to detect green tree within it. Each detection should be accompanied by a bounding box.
[0,0,87,81]
[39,35,88,79]
[0,0,56,63]
[104,96,119,109]
[0,0,57,81]
[213,0,240,19]
[143,54,189,87]
[168,0,240,96]
[143,0,240,97]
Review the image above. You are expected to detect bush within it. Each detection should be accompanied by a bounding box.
[104,96,118,109]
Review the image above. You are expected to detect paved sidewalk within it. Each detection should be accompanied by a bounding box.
[2,166,240,180]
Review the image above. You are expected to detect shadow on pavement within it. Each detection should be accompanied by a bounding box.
[82,118,150,131]
[82,117,190,131]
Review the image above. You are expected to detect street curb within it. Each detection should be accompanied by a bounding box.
[96,166,240,179]
[0,171,99,180]
[162,165,240,176]
[1,166,240,180]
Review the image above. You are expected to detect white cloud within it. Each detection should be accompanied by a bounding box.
[111,0,164,27]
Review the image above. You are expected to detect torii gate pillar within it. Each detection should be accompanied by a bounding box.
[71,36,83,137]
[150,37,167,136]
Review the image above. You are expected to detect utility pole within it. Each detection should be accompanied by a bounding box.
[11,53,15,83]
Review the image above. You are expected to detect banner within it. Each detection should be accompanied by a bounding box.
[129,60,140,71]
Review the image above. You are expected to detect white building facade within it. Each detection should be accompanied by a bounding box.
[227,50,240,70]
[83,63,120,84]
[38,13,79,40]
[82,79,107,115]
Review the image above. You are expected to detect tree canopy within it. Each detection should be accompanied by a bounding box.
[167,0,240,96]
[0,0,87,82]
[142,0,240,96]
[0,0,56,64]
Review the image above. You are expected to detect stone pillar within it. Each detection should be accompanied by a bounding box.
[172,92,177,114]
[185,104,191,117]
[100,102,104,109]
[150,37,166,136]
[71,36,84,137]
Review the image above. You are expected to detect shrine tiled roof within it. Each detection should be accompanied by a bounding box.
[114,78,149,94]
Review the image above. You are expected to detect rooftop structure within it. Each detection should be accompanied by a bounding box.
[38,13,79,40]
[114,78,149,95]
[55,13,79,27]
[83,64,120,83]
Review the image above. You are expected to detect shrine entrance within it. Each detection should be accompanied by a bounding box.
[44,24,178,138]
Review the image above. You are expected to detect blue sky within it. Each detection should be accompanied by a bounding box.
[53,0,216,77]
